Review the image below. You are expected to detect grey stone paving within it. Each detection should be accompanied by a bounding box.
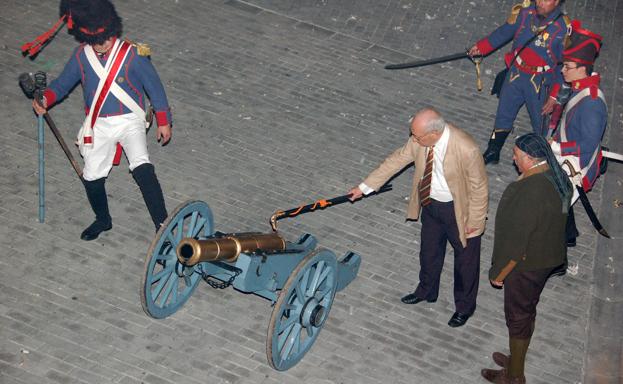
[0,0,621,383]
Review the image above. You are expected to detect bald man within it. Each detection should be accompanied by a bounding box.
[350,108,488,327]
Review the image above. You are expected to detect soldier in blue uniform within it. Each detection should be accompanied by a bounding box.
[27,0,172,240]
[468,0,571,165]
[550,21,606,247]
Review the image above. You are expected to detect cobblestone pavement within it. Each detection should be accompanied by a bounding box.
[1,1,621,384]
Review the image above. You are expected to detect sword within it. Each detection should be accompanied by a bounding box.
[384,51,483,91]
[602,150,623,162]
[576,185,610,238]
[385,51,481,70]
[562,159,610,238]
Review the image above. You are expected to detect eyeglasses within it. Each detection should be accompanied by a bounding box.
[409,131,431,142]
[562,64,580,71]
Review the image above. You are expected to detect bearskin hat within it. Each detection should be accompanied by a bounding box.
[60,0,123,45]
[21,0,123,57]
[563,20,603,65]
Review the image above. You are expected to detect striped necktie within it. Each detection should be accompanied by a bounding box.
[419,145,434,207]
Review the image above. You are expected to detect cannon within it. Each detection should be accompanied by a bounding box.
[140,200,361,371]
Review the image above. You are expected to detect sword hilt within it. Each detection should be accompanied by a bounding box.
[561,159,581,178]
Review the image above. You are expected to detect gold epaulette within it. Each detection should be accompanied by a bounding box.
[507,2,529,24]
[125,39,152,56]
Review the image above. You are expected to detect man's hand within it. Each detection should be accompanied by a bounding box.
[32,97,47,116]
[465,226,478,236]
[490,279,503,288]
[348,186,364,202]
[468,45,481,57]
[157,124,172,145]
[541,97,558,115]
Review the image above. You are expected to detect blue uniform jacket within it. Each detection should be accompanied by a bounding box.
[44,39,172,126]
[554,74,607,191]
[476,3,568,98]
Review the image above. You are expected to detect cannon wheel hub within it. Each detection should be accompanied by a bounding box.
[301,298,326,328]
[266,249,338,371]
[140,200,214,319]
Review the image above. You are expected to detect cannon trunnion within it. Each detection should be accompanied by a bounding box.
[140,200,361,371]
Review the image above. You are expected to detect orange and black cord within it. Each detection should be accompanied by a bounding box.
[270,199,334,231]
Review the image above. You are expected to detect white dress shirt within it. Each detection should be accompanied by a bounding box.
[359,125,453,202]
[429,126,453,202]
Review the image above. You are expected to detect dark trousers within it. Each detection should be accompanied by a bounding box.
[504,267,555,338]
[495,68,549,134]
[565,205,579,243]
[414,200,481,314]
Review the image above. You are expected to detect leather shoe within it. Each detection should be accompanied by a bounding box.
[481,368,525,383]
[448,311,472,328]
[492,352,509,369]
[80,220,112,241]
[483,147,501,165]
[549,263,567,277]
[400,293,436,304]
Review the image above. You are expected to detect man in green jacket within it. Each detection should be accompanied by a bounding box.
[482,133,572,383]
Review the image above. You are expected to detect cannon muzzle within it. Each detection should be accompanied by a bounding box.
[177,232,286,266]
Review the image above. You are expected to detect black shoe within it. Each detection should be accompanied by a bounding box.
[566,238,577,247]
[549,263,567,277]
[80,220,112,241]
[448,311,473,328]
[82,178,112,240]
[400,293,436,304]
[483,147,501,165]
[492,352,510,369]
[483,130,510,165]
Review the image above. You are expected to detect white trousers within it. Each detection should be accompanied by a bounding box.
[82,114,150,181]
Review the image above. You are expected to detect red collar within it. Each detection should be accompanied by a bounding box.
[571,73,601,91]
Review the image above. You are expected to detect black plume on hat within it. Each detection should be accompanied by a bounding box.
[60,0,123,45]
[563,20,603,66]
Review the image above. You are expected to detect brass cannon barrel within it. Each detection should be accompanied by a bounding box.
[177,232,286,266]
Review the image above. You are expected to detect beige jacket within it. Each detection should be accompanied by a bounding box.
[363,124,488,247]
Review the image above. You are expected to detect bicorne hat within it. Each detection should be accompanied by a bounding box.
[21,0,123,58]
[563,20,603,65]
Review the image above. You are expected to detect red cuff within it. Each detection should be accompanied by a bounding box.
[549,83,561,99]
[476,39,495,56]
[155,111,170,126]
[43,89,57,107]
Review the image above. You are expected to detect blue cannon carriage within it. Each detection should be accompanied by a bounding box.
[140,200,361,370]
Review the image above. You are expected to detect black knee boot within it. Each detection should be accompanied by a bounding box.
[81,178,112,241]
[483,130,510,165]
[132,163,168,230]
